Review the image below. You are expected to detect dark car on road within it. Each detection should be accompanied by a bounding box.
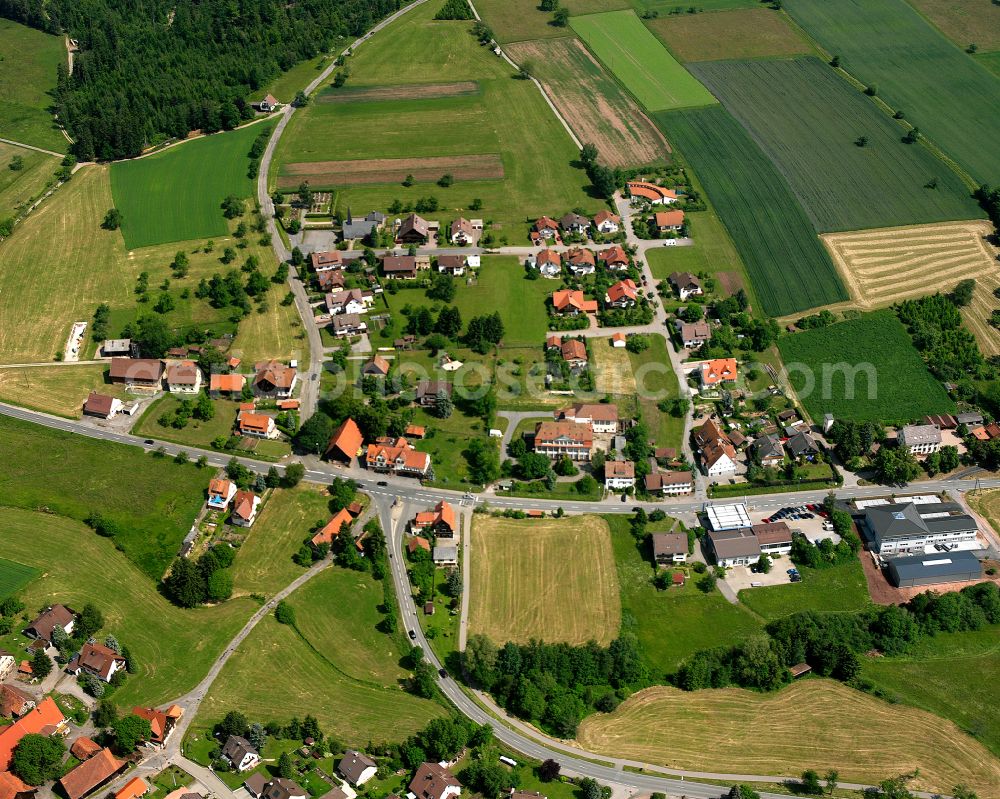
[408,629,416,639]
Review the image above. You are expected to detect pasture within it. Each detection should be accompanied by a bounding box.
[570,11,717,111]
[0,558,40,600]
[656,105,846,316]
[196,571,443,743]
[906,0,1000,52]
[0,364,128,418]
[737,559,871,620]
[505,38,670,168]
[646,8,813,62]
[575,680,1000,796]
[0,506,256,707]
[469,516,621,646]
[690,57,983,233]
[0,142,57,222]
[862,627,1000,759]
[820,221,1000,355]
[0,413,210,580]
[474,0,630,43]
[777,310,956,424]
[0,18,67,151]
[784,0,1000,184]
[110,121,269,249]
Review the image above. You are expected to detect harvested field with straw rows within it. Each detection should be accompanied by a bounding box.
[822,221,1000,354]
[317,81,480,103]
[278,154,505,188]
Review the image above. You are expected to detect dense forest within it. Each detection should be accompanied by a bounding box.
[0,0,400,159]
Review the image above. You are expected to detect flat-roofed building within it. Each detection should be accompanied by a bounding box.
[887,551,982,587]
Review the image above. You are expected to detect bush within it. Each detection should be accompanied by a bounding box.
[275,601,295,625]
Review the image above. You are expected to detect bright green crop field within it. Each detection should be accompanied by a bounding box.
[110,121,271,249]
[784,0,1000,185]
[690,58,983,232]
[0,18,67,152]
[0,558,40,600]
[777,310,955,424]
[656,105,845,316]
[570,10,717,111]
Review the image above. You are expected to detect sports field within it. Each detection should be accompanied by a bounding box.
[570,11,717,111]
[0,506,255,707]
[777,310,956,424]
[862,627,1000,759]
[0,364,128,418]
[690,57,983,232]
[469,516,621,646]
[0,142,57,222]
[656,106,846,316]
[575,680,1000,796]
[0,18,67,152]
[110,121,270,249]
[737,560,871,620]
[784,0,1000,184]
[906,0,1000,52]
[197,569,443,743]
[646,8,813,62]
[505,38,670,168]
[0,557,40,600]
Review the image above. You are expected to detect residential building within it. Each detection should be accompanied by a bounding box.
[416,380,452,407]
[230,491,261,527]
[0,698,66,770]
[702,438,739,478]
[131,706,174,746]
[409,763,461,799]
[863,502,978,556]
[115,777,150,799]
[598,244,629,271]
[437,254,466,275]
[565,248,596,275]
[677,320,710,349]
[311,509,354,547]
[752,522,793,555]
[82,392,122,420]
[551,289,597,315]
[362,356,391,377]
[261,778,308,799]
[652,532,688,564]
[207,478,238,511]
[254,360,297,398]
[398,213,430,245]
[560,339,588,369]
[255,94,279,112]
[222,735,261,772]
[533,421,593,460]
[209,373,246,394]
[338,752,378,787]
[557,403,618,433]
[0,684,33,717]
[887,551,982,588]
[626,181,677,205]
[342,210,384,242]
[700,358,738,387]
[785,431,820,460]
[310,251,343,273]
[331,313,367,337]
[668,272,702,301]
[24,605,76,644]
[70,737,102,761]
[408,536,431,556]
[237,410,278,439]
[366,437,432,476]
[67,642,125,683]
[533,216,559,239]
[166,360,202,394]
[326,418,364,463]
[108,358,164,388]
[412,501,457,536]
[611,332,626,348]
[59,749,127,799]
[750,434,784,467]
[318,270,346,291]
[450,218,476,245]
[593,210,621,234]
[382,255,419,279]
[644,471,694,496]
[433,543,458,567]
[101,338,132,357]
[706,529,761,567]
[560,212,590,235]
[530,249,561,278]
[898,424,942,455]
[325,288,374,316]
[605,278,638,308]
[655,210,685,232]
[604,460,635,490]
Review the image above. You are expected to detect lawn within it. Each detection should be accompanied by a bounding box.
[689,57,983,233]
[656,105,846,316]
[606,516,762,674]
[777,309,956,424]
[408,407,492,490]
[473,0,630,43]
[195,571,443,744]
[0,18,67,152]
[627,334,684,451]
[784,0,1000,185]
[646,7,814,62]
[0,413,211,580]
[0,558,40,600]
[861,627,1000,759]
[0,506,255,707]
[575,679,1000,796]
[0,364,130,418]
[570,10,717,111]
[469,515,621,646]
[110,121,271,249]
[0,142,58,222]
[737,559,871,620]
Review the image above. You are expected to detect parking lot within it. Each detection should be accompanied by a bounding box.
[755,502,841,545]
[726,561,796,592]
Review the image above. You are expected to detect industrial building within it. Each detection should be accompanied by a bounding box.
[887,551,982,588]
[862,502,978,556]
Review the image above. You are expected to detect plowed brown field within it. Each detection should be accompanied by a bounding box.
[278,154,504,188]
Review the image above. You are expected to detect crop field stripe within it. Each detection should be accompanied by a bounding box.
[279,154,505,187]
[688,57,984,233]
[316,81,481,103]
[0,557,40,599]
[656,105,846,316]
[569,10,717,112]
[784,0,1000,185]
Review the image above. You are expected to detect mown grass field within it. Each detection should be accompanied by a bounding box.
[474,0,629,43]
[627,334,684,451]
[0,557,40,600]
[111,122,270,249]
[0,142,57,221]
[977,50,1000,78]
[575,680,1000,796]
[570,11,717,111]
[738,559,871,620]
[862,627,1000,759]
[606,517,762,674]
[657,105,846,316]
[196,570,443,744]
[784,0,1000,185]
[505,37,669,168]
[0,18,67,152]
[0,413,210,579]
[777,310,955,423]
[906,0,1000,53]
[646,7,813,62]
[261,53,336,102]
[0,364,130,418]
[0,506,255,707]
[690,57,983,233]
[470,516,621,646]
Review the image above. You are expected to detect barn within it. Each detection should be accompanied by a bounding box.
[887,551,982,588]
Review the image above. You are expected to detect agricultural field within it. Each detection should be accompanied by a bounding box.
[977,50,1000,77]
[196,571,443,743]
[0,142,58,222]
[0,506,255,707]
[0,363,129,418]
[646,8,813,62]
[968,487,1000,538]
[862,627,1000,758]
[575,680,1000,796]
[632,0,758,11]
[505,38,670,168]
[261,53,336,103]
[820,221,1000,355]
[783,0,1000,185]
[110,121,270,249]
[0,558,40,600]
[570,11,717,111]
[690,57,983,233]
[469,515,621,646]
[474,0,629,43]
[0,413,210,580]
[777,310,956,424]
[643,203,747,284]
[0,18,67,152]
[906,0,1000,52]
[737,560,871,620]
[656,106,846,316]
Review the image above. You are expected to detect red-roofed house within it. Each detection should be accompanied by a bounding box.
[237,410,278,439]
[59,748,126,799]
[534,421,593,460]
[611,332,626,348]
[593,210,621,234]
[254,360,297,398]
[551,290,597,315]
[557,403,618,434]
[565,248,596,276]
[366,437,431,476]
[312,509,354,547]
[407,536,431,555]
[207,478,238,511]
[528,249,561,278]
[411,501,456,535]
[700,358,738,387]
[311,251,343,273]
[533,216,559,239]
[70,737,103,761]
[0,685,34,718]
[0,769,35,799]
[231,491,261,528]
[560,339,588,369]
[0,698,66,770]
[598,245,629,271]
[210,373,246,394]
[655,210,685,233]
[132,706,173,746]
[605,278,638,308]
[626,181,677,205]
[115,777,150,799]
[409,763,461,799]
[326,418,364,463]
